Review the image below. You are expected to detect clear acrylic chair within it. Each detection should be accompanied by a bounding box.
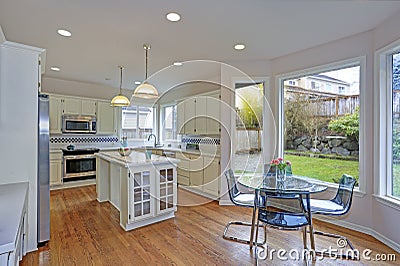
[303,174,357,259]
[223,169,266,246]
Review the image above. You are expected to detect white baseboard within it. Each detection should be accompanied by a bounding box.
[179,185,220,200]
[219,199,234,206]
[269,201,400,253]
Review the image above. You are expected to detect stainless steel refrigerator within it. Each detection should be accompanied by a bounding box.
[37,94,50,245]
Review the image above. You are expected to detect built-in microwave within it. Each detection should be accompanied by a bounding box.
[62,114,97,134]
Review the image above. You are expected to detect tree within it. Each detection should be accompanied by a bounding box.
[236,84,263,128]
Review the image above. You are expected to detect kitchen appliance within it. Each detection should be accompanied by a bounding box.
[62,148,100,181]
[37,94,50,245]
[62,114,97,134]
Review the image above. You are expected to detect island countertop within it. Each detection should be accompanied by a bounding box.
[96,150,179,168]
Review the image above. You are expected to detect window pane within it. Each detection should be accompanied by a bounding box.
[162,105,177,140]
[392,52,400,198]
[283,66,360,185]
[121,105,154,139]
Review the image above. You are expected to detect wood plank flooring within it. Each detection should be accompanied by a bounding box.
[21,185,398,265]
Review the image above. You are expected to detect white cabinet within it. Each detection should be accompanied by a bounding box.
[206,93,221,135]
[176,102,185,134]
[50,151,62,186]
[49,95,63,134]
[196,96,207,134]
[97,101,115,135]
[157,167,177,214]
[177,91,220,135]
[63,98,96,116]
[176,152,190,185]
[184,98,196,135]
[129,170,153,222]
[81,99,97,116]
[203,158,220,197]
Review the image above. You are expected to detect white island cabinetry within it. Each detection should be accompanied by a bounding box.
[96,151,178,231]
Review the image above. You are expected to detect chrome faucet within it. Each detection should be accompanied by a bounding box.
[148,134,157,148]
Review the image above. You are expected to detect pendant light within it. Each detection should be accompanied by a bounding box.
[132,44,159,99]
[111,66,130,107]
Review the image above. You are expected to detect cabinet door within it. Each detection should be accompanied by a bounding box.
[81,99,96,116]
[49,96,62,134]
[97,101,115,135]
[157,167,176,214]
[196,96,207,134]
[203,158,220,197]
[184,98,196,135]
[130,170,153,222]
[50,160,62,186]
[189,155,203,189]
[176,101,185,134]
[206,93,221,135]
[63,98,81,115]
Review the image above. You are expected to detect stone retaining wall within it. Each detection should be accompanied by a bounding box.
[286,135,359,157]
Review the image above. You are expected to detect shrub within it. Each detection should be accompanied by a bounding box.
[328,106,359,140]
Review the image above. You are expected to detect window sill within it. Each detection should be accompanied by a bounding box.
[300,176,366,198]
[373,194,400,211]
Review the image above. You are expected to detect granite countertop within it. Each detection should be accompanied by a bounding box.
[0,182,28,254]
[96,150,179,167]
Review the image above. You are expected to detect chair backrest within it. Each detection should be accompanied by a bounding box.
[225,169,240,202]
[332,174,357,214]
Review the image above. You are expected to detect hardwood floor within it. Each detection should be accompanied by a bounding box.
[21,185,398,265]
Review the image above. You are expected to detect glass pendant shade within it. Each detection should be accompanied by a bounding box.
[133,82,159,99]
[111,94,130,106]
[133,44,159,99]
[111,66,130,107]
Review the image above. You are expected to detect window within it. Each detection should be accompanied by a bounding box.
[392,52,400,198]
[161,105,177,141]
[326,83,332,92]
[282,64,360,185]
[289,80,296,85]
[338,86,345,94]
[121,105,154,139]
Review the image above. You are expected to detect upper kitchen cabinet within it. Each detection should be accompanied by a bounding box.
[49,95,63,134]
[63,98,96,116]
[177,91,221,135]
[97,101,115,135]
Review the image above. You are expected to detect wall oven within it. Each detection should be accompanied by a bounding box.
[62,148,100,181]
[62,114,97,134]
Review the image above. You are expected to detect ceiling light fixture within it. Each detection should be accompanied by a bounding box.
[132,44,159,99]
[134,81,141,85]
[111,66,130,107]
[166,12,181,22]
[50,66,60,71]
[234,43,246,50]
[57,29,72,37]
[173,62,183,66]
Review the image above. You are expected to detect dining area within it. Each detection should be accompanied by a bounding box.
[223,157,358,264]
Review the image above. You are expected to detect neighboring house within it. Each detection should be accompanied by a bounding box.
[285,74,351,95]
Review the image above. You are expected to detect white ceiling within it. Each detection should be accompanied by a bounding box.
[1,0,400,92]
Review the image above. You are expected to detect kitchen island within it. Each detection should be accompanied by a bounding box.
[96,151,179,231]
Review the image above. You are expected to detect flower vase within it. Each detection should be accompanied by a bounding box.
[276,168,286,182]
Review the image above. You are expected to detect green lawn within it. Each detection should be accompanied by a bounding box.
[284,154,359,184]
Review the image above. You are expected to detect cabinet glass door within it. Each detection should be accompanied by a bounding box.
[130,170,152,221]
[158,168,175,213]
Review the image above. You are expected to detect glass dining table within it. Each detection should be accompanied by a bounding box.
[238,174,327,250]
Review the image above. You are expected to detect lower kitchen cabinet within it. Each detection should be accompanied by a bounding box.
[50,151,62,186]
[203,158,220,197]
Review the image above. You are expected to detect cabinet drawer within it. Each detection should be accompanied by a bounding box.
[177,168,189,177]
[178,175,189,186]
[50,152,62,161]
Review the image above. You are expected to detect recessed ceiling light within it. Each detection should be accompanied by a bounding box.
[234,43,246,50]
[105,78,111,81]
[166,12,181,22]
[134,81,141,85]
[173,62,183,66]
[57,29,71,37]
[50,66,60,71]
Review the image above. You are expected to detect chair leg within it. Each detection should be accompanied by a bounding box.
[311,230,358,260]
[223,221,266,246]
[302,227,307,249]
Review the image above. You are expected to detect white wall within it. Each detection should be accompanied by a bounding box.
[218,11,400,251]
[0,41,45,252]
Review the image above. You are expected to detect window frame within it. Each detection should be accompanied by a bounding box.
[121,104,156,141]
[277,57,366,193]
[375,40,400,204]
[160,103,177,142]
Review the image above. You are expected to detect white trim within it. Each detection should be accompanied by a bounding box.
[315,215,400,253]
[178,185,220,201]
[0,25,6,44]
[1,40,45,54]
[276,57,366,193]
[373,194,400,211]
[218,198,234,206]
